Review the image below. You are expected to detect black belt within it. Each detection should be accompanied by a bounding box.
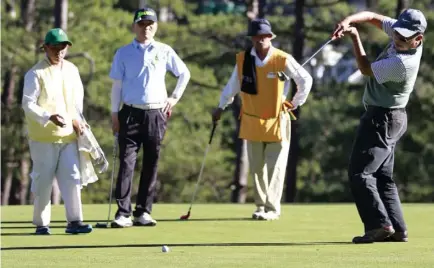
[365,105,406,112]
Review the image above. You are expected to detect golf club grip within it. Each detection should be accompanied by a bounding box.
[208,123,217,144]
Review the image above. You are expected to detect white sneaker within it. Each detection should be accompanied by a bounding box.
[252,207,265,219]
[258,211,280,221]
[133,213,157,226]
[111,215,133,228]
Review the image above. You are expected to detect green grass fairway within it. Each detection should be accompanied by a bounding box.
[2,204,434,268]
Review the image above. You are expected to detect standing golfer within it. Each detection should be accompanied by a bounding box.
[212,19,313,220]
[110,7,191,227]
[332,9,427,243]
[22,28,92,235]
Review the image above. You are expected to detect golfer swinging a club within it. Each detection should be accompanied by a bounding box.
[212,19,313,220]
[109,7,191,227]
[332,9,427,243]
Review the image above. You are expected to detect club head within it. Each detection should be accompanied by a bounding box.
[179,211,190,220]
[95,222,109,228]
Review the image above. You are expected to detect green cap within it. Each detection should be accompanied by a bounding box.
[44,28,72,46]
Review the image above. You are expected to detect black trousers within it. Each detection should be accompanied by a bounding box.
[348,105,408,233]
[115,105,167,218]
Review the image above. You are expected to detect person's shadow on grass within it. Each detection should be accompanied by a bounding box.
[1,241,353,251]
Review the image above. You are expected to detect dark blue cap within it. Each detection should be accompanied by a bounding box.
[247,19,276,38]
[392,9,427,37]
[133,8,158,23]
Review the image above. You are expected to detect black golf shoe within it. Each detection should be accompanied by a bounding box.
[352,226,395,244]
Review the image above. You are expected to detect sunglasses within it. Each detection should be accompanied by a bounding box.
[394,31,420,43]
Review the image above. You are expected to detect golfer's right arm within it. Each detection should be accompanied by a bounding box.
[333,11,390,38]
[21,71,51,126]
[218,65,241,110]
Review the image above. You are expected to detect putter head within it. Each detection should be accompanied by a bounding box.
[95,222,108,228]
[179,211,190,220]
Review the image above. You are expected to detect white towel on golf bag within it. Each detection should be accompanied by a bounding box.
[77,127,109,188]
[78,151,99,189]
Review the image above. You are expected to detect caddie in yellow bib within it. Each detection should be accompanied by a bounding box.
[212,19,313,220]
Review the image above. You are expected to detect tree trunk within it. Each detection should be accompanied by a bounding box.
[139,0,147,8]
[21,0,36,31]
[231,96,249,203]
[6,0,17,19]
[2,150,17,205]
[285,0,305,203]
[20,151,30,204]
[1,65,18,205]
[366,0,377,10]
[54,0,68,30]
[246,0,259,20]
[52,0,69,205]
[258,0,266,18]
[396,0,409,17]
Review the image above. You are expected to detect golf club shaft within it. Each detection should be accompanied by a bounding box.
[278,38,333,81]
[301,38,333,67]
[187,144,211,211]
[187,123,217,212]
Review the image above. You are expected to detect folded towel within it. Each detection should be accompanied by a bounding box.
[77,127,109,188]
[78,151,99,189]
[241,47,258,95]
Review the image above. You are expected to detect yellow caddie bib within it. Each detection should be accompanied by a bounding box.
[236,48,292,142]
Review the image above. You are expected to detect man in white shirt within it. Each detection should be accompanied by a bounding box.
[109,7,191,227]
[22,28,92,235]
[212,19,313,221]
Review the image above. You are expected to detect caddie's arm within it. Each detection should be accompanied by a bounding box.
[212,65,241,122]
[284,55,313,109]
[218,65,241,110]
[164,47,191,113]
[21,70,52,127]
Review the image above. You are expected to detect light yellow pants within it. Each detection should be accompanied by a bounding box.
[246,112,291,215]
[29,140,83,226]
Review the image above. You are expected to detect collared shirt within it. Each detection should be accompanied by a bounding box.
[109,39,190,107]
[218,46,313,109]
[363,17,423,108]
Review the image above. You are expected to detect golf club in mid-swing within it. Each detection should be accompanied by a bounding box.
[277,38,334,81]
[180,123,218,220]
[95,134,118,228]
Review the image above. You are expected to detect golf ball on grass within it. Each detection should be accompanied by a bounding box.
[162,245,170,252]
